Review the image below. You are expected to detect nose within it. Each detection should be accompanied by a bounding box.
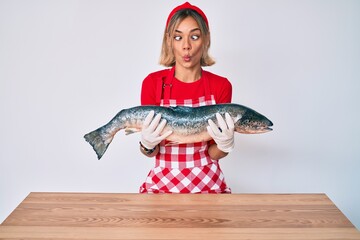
[183,38,191,50]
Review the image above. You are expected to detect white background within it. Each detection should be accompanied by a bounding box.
[1,0,359,229]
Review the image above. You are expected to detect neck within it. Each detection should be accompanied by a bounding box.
[174,66,202,83]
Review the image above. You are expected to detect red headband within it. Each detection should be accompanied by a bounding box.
[166,2,209,29]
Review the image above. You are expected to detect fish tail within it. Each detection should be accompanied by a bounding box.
[84,128,113,160]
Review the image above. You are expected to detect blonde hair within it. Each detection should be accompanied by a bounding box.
[159,9,215,67]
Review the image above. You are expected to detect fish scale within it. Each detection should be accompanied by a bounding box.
[84,103,273,160]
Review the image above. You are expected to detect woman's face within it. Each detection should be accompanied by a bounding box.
[170,16,205,71]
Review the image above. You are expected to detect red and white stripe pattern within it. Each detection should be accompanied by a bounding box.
[160,96,215,107]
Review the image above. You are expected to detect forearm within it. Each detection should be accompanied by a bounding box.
[208,143,228,160]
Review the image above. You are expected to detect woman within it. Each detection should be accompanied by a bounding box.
[139,2,235,193]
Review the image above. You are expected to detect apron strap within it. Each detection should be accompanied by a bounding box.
[163,67,175,101]
[155,77,163,104]
[155,67,174,104]
[202,70,211,97]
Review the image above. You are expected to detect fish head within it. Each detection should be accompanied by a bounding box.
[234,110,273,134]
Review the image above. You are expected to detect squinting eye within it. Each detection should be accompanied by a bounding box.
[191,35,200,40]
[174,36,181,41]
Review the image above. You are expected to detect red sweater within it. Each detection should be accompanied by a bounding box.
[141,69,232,105]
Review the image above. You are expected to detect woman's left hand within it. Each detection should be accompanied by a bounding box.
[207,113,235,153]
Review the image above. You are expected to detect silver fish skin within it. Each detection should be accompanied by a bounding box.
[84,103,273,160]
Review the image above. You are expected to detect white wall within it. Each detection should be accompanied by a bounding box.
[1,0,359,229]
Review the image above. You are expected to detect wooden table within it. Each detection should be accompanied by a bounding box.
[0,193,359,239]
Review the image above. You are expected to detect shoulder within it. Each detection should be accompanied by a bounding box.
[203,70,232,88]
[144,69,169,82]
[141,69,170,105]
[203,70,232,103]
[142,69,169,90]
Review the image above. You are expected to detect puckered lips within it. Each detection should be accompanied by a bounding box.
[183,54,191,62]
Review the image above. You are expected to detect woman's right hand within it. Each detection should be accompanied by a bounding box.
[141,110,172,150]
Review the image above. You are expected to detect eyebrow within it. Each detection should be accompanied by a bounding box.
[175,28,201,34]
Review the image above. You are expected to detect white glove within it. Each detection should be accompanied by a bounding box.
[141,110,172,150]
[207,112,235,153]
